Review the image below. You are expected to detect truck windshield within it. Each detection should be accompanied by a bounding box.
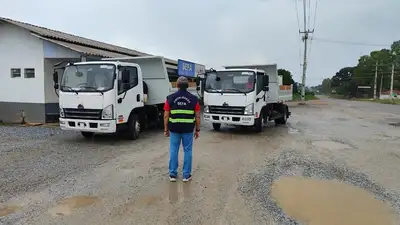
[60,64,116,92]
[205,71,255,93]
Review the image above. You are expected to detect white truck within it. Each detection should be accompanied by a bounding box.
[202,64,292,132]
[53,56,201,139]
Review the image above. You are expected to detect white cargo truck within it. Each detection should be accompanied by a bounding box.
[53,56,200,139]
[202,64,292,132]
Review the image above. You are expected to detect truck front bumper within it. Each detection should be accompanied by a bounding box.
[59,118,117,133]
[203,113,256,126]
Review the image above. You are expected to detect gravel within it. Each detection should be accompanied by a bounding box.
[239,150,400,225]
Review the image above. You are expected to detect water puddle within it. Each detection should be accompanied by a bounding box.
[0,205,21,217]
[312,140,351,150]
[48,196,100,216]
[270,176,396,225]
[288,127,300,134]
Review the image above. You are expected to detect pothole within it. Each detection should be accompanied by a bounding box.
[239,150,400,225]
[271,176,396,225]
[312,140,351,150]
[0,205,21,217]
[288,127,300,134]
[48,196,100,216]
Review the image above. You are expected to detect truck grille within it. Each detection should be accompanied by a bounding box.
[64,108,102,120]
[209,106,245,115]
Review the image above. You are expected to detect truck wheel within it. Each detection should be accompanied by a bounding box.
[212,123,221,131]
[81,131,94,139]
[127,114,140,140]
[275,105,287,125]
[254,111,264,133]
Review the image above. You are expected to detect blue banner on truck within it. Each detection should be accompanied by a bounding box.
[177,59,195,77]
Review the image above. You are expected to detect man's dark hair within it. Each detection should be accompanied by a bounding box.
[177,76,189,90]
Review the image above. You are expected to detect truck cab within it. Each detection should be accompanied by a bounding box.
[202,64,291,132]
[53,56,183,140]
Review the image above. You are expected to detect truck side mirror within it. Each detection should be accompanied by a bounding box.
[263,75,269,87]
[195,77,200,86]
[262,86,269,92]
[53,71,58,83]
[53,71,59,89]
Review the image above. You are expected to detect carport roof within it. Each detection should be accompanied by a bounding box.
[0,17,177,64]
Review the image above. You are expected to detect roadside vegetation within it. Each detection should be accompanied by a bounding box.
[312,40,400,105]
[293,92,319,101]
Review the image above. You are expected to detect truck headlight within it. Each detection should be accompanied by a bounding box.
[59,108,64,117]
[102,104,114,119]
[204,105,209,113]
[244,103,254,115]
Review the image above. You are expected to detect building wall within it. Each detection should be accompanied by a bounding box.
[0,22,45,123]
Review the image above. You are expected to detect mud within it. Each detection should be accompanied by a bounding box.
[0,205,20,217]
[48,196,100,216]
[312,140,351,150]
[271,176,396,225]
[1,98,400,225]
[239,150,400,225]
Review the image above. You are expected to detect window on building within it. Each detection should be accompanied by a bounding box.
[11,68,21,78]
[24,68,35,78]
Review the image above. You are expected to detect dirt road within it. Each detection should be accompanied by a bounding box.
[1,98,400,225]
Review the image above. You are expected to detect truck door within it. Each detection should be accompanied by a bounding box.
[256,71,267,100]
[116,66,144,124]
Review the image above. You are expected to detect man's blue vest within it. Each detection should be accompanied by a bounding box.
[167,90,198,133]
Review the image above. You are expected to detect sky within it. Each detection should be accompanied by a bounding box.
[1,0,400,86]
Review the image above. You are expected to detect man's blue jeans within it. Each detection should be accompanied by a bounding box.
[169,132,193,179]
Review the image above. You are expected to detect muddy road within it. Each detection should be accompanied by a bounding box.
[1,98,400,225]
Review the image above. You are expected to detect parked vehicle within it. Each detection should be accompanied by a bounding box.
[53,56,200,139]
[201,64,292,132]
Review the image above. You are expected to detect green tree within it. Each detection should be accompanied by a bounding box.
[319,39,400,98]
[278,69,295,85]
[320,78,332,94]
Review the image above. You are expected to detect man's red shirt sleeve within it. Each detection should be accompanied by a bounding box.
[195,101,200,112]
[163,100,170,111]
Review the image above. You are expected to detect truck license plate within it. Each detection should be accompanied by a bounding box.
[78,122,86,128]
[221,116,229,121]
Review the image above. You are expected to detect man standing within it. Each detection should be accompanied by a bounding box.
[163,76,201,182]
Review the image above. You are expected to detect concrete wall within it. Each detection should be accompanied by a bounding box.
[0,22,45,123]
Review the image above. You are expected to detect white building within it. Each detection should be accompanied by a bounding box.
[0,17,183,123]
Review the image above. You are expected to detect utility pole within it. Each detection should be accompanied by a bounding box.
[373,61,378,99]
[380,73,383,99]
[390,63,394,98]
[300,0,314,101]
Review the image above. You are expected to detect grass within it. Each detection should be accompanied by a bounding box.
[328,94,400,105]
[292,93,319,101]
[370,99,400,105]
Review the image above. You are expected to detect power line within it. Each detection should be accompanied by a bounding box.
[312,0,318,31]
[294,0,301,32]
[311,37,390,47]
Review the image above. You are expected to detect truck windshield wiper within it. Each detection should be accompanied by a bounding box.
[224,88,245,93]
[81,86,104,95]
[60,85,79,95]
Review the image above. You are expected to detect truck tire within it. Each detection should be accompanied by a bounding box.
[81,131,94,139]
[127,113,140,140]
[254,111,264,133]
[275,105,287,125]
[212,123,221,131]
